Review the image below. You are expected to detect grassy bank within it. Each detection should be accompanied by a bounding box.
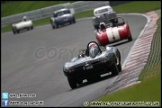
[1,1,73,17]
[89,18,161,107]
[94,74,161,106]
[1,1,161,33]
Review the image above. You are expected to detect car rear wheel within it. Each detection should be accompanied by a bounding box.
[12,27,16,34]
[55,23,59,28]
[17,30,20,33]
[117,62,122,72]
[31,26,33,29]
[73,18,76,23]
[116,49,122,72]
[67,77,77,89]
[110,63,119,76]
[50,20,56,29]
[128,34,132,41]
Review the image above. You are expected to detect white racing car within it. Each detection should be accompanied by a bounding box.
[12,16,33,34]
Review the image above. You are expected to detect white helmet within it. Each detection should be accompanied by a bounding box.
[99,22,106,30]
[88,42,99,58]
[23,16,27,21]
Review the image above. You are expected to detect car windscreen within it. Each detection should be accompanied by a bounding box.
[97,8,109,14]
[55,10,71,17]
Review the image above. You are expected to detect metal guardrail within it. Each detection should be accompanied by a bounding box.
[1,1,109,27]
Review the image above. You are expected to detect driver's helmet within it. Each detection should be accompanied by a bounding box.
[99,22,106,31]
[23,16,27,21]
[88,43,100,58]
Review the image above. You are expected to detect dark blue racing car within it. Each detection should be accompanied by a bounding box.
[50,8,76,29]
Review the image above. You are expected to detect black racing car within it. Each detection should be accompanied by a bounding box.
[63,41,122,89]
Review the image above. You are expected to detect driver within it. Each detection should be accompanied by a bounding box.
[22,16,28,21]
[99,22,106,31]
[88,42,100,58]
[78,50,86,58]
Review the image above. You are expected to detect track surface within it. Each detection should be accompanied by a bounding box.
[1,14,147,107]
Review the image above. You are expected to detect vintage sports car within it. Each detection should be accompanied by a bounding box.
[96,17,132,46]
[63,41,121,89]
[12,16,33,34]
[92,5,118,30]
[50,8,75,29]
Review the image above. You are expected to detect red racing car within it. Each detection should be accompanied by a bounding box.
[95,17,132,46]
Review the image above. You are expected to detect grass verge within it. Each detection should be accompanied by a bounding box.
[87,18,161,107]
[88,74,160,107]
[1,1,161,33]
[1,1,73,17]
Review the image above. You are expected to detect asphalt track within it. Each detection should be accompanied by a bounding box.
[1,14,147,107]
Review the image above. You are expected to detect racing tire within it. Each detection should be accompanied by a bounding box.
[31,26,33,29]
[55,23,58,28]
[52,25,55,29]
[73,18,76,23]
[116,49,122,72]
[110,63,119,76]
[67,77,77,89]
[17,30,20,34]
[128,35,132,41]
[117,62,122,72]
[12,27,16,34]
[50,20,56,29]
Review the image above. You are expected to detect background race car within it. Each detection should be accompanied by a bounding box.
[92,5,118,30]
[95,17,132,46]
[12,16,33,34]
[50,8,76,29]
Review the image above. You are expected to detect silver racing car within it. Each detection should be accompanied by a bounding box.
[63,41,122,89]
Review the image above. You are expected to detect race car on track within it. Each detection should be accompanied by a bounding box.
[12,16,33,34]
[50,8,76,29]
[63,41,121,89]
[95,17,132,46]
[92,5,118,30]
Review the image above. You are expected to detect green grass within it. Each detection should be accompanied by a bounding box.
[96,74,160,104]
[1,1,73,17]
[1,1,161,33]
[113,1,161,13]
[139,18,161,80]
[88,18,161,107]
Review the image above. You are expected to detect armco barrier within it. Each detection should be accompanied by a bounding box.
[1,1,109,27]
